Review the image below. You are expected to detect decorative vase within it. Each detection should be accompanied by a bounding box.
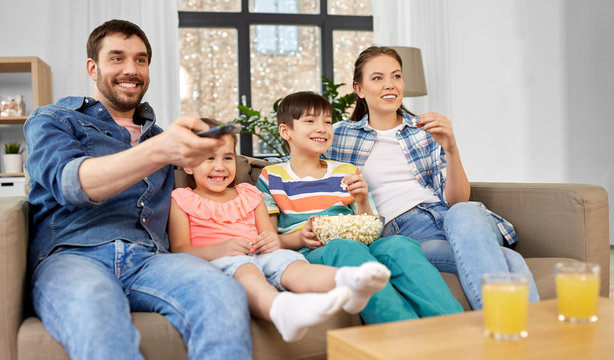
[2,154,22,174]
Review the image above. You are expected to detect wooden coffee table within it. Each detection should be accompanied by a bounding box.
[328,298,613,359]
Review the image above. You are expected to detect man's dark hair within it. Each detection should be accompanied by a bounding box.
[87,19,152,64]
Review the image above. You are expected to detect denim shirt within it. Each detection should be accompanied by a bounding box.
[24,96,174,272]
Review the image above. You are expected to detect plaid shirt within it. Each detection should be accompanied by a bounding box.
[326,111,518,245]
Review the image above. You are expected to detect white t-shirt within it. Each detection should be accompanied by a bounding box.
[361,125,439,223]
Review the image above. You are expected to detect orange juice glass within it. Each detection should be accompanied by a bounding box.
[555,262,600,323]
[481,273,529,340]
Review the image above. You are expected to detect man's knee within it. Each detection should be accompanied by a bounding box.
[33,253,120,306]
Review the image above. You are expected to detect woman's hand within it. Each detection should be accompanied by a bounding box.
[416,112,458,154]
[299,216,323,249]
[252,230,281,254]
[417,112,470,204]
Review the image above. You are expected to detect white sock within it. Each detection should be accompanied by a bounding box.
[335,262,391,314]
[269,287,352,342]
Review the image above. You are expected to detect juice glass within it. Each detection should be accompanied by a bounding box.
[481,273,529,340]
[555,262,600,323]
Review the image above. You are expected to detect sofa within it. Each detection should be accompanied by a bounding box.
[0,155,610,360]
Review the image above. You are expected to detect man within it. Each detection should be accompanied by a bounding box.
[24,19,251,359]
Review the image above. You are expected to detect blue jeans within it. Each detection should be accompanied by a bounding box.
[382,202,540,309]
[31,240,252,360]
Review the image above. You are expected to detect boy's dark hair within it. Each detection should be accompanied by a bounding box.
[200,118,238,148]
[276,91,332,128]
[87,19,152,64]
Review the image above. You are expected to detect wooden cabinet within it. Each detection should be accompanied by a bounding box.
[0,57,52,124]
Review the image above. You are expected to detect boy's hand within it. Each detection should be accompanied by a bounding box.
[300,216,323,249]
[252,230,281,254]
[342,174,369,202]
[216,238,252,257]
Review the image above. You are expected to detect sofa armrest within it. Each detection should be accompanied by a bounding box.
[0,196,29,360]
[470,182,610,295]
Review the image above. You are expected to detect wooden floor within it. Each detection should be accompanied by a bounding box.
[610,246,613,297]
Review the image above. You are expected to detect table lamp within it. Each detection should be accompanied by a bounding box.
[390,46,427,97]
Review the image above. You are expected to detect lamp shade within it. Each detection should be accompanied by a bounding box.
[390,46,427,97]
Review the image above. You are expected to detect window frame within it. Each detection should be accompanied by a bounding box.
[179,0,373,156]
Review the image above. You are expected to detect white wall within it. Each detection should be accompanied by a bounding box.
[448,0,567,182]
[447,0,614,243]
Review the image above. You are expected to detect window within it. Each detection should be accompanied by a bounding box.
[254,0,299,55]
[178,0,373,157]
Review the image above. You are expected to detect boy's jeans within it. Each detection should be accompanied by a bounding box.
[382,202,540,309]
[31,240,252,360]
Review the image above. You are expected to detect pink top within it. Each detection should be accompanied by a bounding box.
[171,183,262,246]
[114,117,142,147]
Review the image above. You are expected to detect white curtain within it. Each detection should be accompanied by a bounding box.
[371,0,452,117]
[3,0,180,129]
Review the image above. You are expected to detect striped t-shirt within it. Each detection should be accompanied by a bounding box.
[256,160,376,235]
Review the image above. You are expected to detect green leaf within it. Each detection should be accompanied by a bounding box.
[3,142,23,154]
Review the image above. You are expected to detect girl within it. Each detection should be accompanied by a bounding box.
[168,119,390,342]
[327,46,539,309]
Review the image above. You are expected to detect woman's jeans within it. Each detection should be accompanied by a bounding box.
[31,240,252,360]
[382,202,540,309]
[303,236,463,324]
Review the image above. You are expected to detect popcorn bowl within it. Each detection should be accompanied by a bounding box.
[310,214,385,246]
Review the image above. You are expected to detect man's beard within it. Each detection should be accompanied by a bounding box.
[96,68,148,112]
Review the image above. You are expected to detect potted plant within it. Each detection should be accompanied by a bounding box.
[231,76,356,158]
[2,142,24,174]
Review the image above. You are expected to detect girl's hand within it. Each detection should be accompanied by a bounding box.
[300,216,323,249]
[416,112,458,153]
[252,230,281,254]
[216,238,252,257]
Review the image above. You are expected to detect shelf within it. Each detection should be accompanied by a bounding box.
[0,57,52,125]
[0,116,28,124]
[0,172,24,177]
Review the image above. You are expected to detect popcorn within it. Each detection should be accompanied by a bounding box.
[311,214,384,246]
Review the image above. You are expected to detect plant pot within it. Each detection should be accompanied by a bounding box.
[2,154,23,173]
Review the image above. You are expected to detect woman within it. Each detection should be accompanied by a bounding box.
[327,46,539,309]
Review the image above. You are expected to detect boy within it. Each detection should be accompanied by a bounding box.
[256,91,463,324]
